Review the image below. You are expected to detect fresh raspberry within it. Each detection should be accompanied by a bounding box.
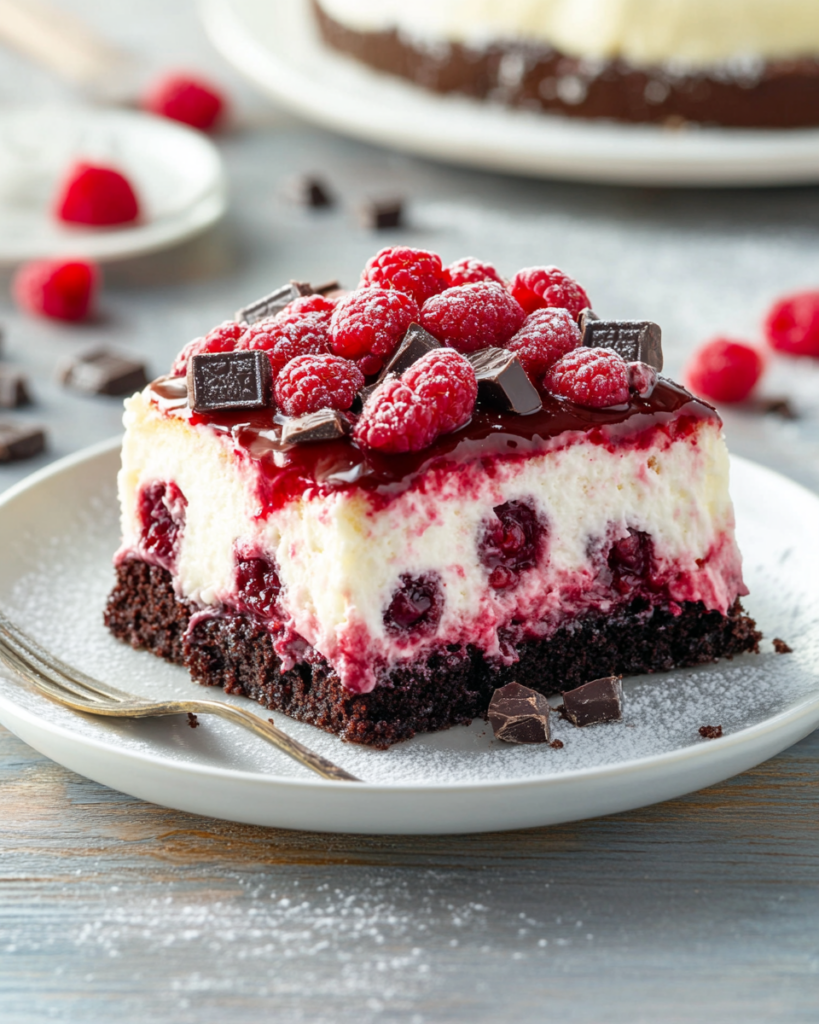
[55,162,139,226]
[241,313,330,380]
[330,287,419,376]
[685,338,764,403]
[276,294,337,324]
[764,291,819,358]
[12,259,98,321]
[445,257,504,288]
[506,307,581,379]
[509,266,590,318]
[544,347,630,408]
[402,348,477,434]
[354,378,438,453]
[420,282,525,354]
[274,354,364,416]
[171,321,245,376]
[142,72,226,131]
[360,246,448,305]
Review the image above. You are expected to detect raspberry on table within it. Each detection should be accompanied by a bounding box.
[764,291,819,358]
[354,378,438,453]
[276,294,337,324]
[402,348,478,434]
[275,354,364,416]
[506,307,581,380]
[13,259,98,322]
[420,281,525,354]
[171,321,245,376]
[142,72,226,131]
[685,338,765,403]
[360,247,448,305]
[544,347,630,408]
[55,162,140,226]
[509,266,590,319]
[445,257,504,288]
[330,286,419,376]
[242,313,331,380]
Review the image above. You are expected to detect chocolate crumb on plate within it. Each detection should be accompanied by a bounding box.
[773,638,793,654]
[699,724,723,740]
[60,348,148,397]
[0,367,31,409]
[281,408,351,445]
[549,739,564,750]
[756,397,799,420]
[359,198,403,230]
[0,421,46,462]
[188,350,272,413]
[187,712,199,728]
[488,682,551,744]
[235,281,313,324]
[467,347,542,415]
[287,174,334,208]
[562,675,623,727]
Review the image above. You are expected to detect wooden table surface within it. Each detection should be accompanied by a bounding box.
[2,2,819,1021]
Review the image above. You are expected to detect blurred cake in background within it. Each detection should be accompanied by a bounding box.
[313,0,819,128]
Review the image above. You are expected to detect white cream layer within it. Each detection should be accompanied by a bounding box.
[318,0,819,68]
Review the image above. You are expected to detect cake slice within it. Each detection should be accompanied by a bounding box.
[105,248,760,747]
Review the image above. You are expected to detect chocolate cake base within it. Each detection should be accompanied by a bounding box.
[105,560,761,749]
[313,1,819,129]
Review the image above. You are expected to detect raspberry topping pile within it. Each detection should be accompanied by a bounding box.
[544,348,630,408]
[420,282,525,354]
[13,259,98,322]
[330,287,419,376]
[142,72,226,131]
[274,354,364,416]
[506,307,581,379]
[685,338,764,403]
[242,313,331,380]
[55,162,140,226]
[764,291,819,358]
[172,321,246,376]
[360,246,448,305]
[445,257,504,288]
[510,266,590,318]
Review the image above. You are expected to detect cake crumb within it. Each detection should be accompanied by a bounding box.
[187,712,199,728]
[773,638,793,654]
[699,724,723,740]
[550,739,564,749]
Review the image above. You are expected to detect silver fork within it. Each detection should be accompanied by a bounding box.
[0,609,361,783]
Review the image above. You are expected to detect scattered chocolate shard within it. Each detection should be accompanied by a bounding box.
[561,675,623,727]
[582,319,663,371]
[699,724,723,740]
[149,375,188,410]
[577,308,599,334]
[60,348,148,396]
[281,408,351,445]
[0,421,46,462]
[466,347,542,415]
[359,198,403,231]
[757,397,799,420]
[488,682,551,744]
[188,350,272,412]
[288,174,334,208]
[235,281,313,324]
[187,712,199,728]
[379,323,441,379]
[313,279,342,297]
[0,367,31,409]
[773,638,793,654]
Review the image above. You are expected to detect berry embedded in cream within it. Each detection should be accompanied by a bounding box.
[106,247,760,748]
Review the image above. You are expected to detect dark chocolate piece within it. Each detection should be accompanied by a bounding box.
[187,712,199,728]
[582,320,663,371]
[0,367,31,409]
[467,348,542,415]
[281,408,351,445]
[0,421,45,462]
[235,281,313,324]
[699,724,723,740]
[359,198,403,230]
[488,682,551,744]
[757,397,799,420]
[313,280,342,296]
[60,349,148,397]
[562,675,623,727]
[773,638,793,654]
[149,376,188,410]
[380,323,441,379]
[289,175,334,208]
[188,350,272,412]
[577,308,599,334]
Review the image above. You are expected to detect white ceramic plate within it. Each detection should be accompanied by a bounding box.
[0,437,817,834]
[202,0,819,188]
[0,107,226,263]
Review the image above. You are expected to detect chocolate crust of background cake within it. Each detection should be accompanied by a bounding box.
[313,0,819,129]
[105,560,761,749]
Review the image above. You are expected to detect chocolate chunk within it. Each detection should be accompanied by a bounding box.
[235,281,313,324]
[488,682,552,744]
[380,323,441,379]
[188,350,272,412]
[0,421,46,462]
[313,280,342,297]
[60,348,148,396]
[699,724,723,740]
[0,367,31,409]
[288,175,334,208]
[577,308,599,334]
[187,712,199,728]
[562,675,623,727]
[582,320,663,371]
[281,408,351,445]
[467,348,542,415]
[359,198,403,230]
[773,638,793,654]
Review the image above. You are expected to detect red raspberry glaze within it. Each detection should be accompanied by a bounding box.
[420,282,525,354]
[354,378,438,453]
[445,257,504,288]
[509,266,590,318]
[360,246,448,305]
[506,307,581,379]
[242,314,331,380]
[171,321,245,376]
[13,259,98,322]
[764,291,819,358]
[545,348,630,408]
[330,287,419,376]
[142,72,225,131]
[685,338,764,403]
[275,354,364,416]
[55,162,139,226]
[402,348,478,434]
